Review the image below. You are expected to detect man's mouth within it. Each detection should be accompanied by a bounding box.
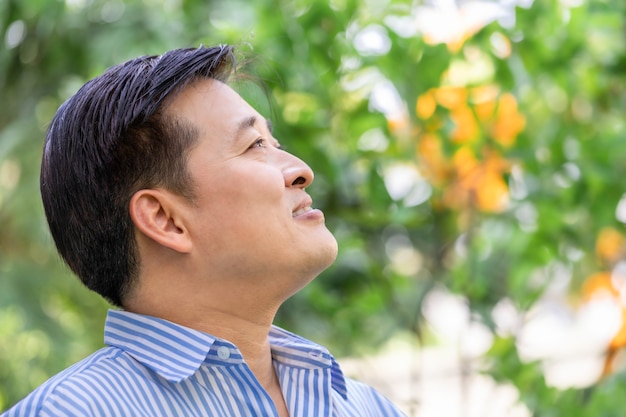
[292,206,313,217]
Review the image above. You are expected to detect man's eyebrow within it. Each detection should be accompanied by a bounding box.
[235,116,273,137]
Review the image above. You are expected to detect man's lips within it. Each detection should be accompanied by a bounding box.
[292,196,314,217]
[292,206,313,217]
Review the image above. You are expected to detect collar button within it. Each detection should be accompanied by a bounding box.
[217,346,231,360]
[308,349,323,359]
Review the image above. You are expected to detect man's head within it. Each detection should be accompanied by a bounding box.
[42,45,338,310]
[41,46,235,307]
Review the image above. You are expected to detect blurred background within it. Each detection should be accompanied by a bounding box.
[2,0,626,415]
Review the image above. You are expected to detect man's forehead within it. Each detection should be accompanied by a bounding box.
[164,79,256,128]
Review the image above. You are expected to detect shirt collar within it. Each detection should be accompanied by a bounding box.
[104,309,216,382]
[269,326,348,399]
[104,309,347,397]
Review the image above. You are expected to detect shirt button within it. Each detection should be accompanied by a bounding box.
[308,349,323,359]
[217,346,231,360]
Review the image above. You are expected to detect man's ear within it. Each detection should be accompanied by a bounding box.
[129,189,193,254]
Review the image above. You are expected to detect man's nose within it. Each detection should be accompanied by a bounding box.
[278,151,314,188]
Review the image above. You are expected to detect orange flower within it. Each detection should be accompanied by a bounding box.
[450,105,479,143]
[416,133,450,185]
[470,85,499,122]
[596,227,625,264]
[434,86,467,109]
[581,270,626,378]
[609,308,626,350]
[412,82,523,214]
[491,93,525,147]
[475,171,509,212]
[416,90,437,119]
[387,113,410,136]
[443,147,510,212]
[452,146,478,178]
[604,309,626,377]
[582,271,620,301]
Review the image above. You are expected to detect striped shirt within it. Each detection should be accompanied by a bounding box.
[3,309,405,416]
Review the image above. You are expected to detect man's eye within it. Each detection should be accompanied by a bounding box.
[250,138,266,149]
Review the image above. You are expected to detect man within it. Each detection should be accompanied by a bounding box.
[2,45,405,416]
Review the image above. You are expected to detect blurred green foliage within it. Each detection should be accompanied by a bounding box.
[2,0,626,415]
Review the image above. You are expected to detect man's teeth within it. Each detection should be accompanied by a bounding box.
[292,206,312,217]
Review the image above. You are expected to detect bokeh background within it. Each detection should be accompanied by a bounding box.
[2,0,626,415]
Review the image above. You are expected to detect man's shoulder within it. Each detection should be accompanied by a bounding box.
[1,347,125,417]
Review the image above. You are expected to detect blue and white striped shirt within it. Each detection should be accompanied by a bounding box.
[3,310,405,416]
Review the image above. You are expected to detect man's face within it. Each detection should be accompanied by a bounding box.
[166,79,338,299]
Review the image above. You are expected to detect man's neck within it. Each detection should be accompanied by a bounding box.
[185,310,278,387]
[126,293,281,389]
